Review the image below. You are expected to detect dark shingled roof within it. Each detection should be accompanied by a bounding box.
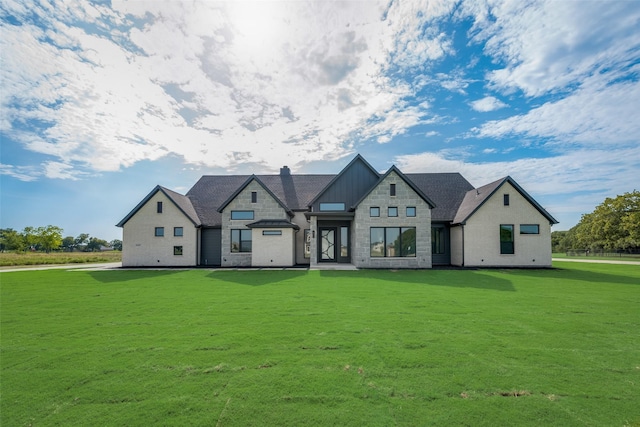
[246,219,300,230]
[187,174,334,227]
[405,173,474,222]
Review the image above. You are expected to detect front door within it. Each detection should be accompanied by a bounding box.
[319,228,336,262]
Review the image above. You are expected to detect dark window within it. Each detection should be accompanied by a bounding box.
[262,230,282,236]
[174,227,183,236]
[504,194,510,206]
[406,207,416,217]
[155,227,164,237]
[520,224,540,234]
[319,202,346,211]
[231,210,254,220]
[157,201,163,213]
[173,246,183,256]
[370,227,416,257]
[251,191,257,203]
[390,184,396,196]
[500,224,515,254]
[388,207,398,217]
[231,229,252,252]
[431,227,445,254]
[370,207,380,217]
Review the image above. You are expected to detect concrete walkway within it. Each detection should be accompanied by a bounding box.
[0,262,122,273]
[552,258,640,266]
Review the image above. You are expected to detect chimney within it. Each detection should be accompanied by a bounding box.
[280,166,290,176]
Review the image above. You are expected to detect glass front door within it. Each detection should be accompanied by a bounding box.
[320,228,336,261]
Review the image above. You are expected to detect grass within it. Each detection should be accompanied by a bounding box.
[0,251,122,267]
[1,262,639,426]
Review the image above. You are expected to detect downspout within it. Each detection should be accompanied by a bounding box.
[461,224,465,267]
[196,226,201,267]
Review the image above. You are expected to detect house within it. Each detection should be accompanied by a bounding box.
[117,155,557,268]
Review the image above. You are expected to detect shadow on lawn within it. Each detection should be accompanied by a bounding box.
[504,266,640,286]
[207,269,308,286]
[88,270,185,283]
[319,269,517,292]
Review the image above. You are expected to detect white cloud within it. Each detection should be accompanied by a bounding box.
[470,96,507,112]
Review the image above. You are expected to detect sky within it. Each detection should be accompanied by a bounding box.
[1,0,639,242]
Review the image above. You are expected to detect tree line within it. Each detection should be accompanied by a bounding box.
[552,190,640,253]
[0,226,122,253]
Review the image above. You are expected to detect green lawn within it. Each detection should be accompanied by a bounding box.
[1,263,639,426]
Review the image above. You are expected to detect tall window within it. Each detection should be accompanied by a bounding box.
[500,225,514,254]
[251,191,257,203]
[304,229,311,258]
[157,201,163,213]
[370,227,416,257]
[231,229,252,252]
[390,184,396,196]
[231,210,254,220]
[504,194,510,206]
[431,227,445,254]
[174,227,183,236]
[340,226,349,257]
[155,227,164,237]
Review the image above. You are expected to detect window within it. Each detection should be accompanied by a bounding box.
[174,227,183,236]
[500,224,514,254]
[157,201,163,213]
[520,224,540,234]
[370,227,416,257]
[231,229,252,252]
[319,202,345,211]
[231,210,254,220]
[155,227,164,237]
[388,207,398,217]
[173,246,183,256]
[390,184,396,196]
[504,194,510,206]
[304,229,311,259]
[370,207,380,217]
[431,227,445,254]
[262,230,282,236]
[251,191,257,203]
[341,226,349,257]
[406,207,416,217]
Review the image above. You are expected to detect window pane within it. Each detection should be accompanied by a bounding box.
[390,184,396,196]
[251,192,257,203]
[406,207,416,217]
[155,227,164,237]
[432,227,445,254]
[319,202,345,211]
[520,224,540,234]
[370,207,380,217]
[231,229,240,252]
[401,227,416,257]
[386,227,400,257]
[262,230,282,235]
[157,201,163,213]
[500,225,514,254]
[341,226,348,257]
[304,229,311,258]
[504,194,510,206]
[388,207,398,217]
[370,228,385,257]
[231,211,254,220]
[241,229,252,252]
[174,227,183,236]
[173,246,183,255]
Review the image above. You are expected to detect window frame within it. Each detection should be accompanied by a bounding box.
[231,229,252,253]
[303,229,311,259]
[388,207,398,217]
[370,207,380,217]
[520,224,540,235]
[406,206,416,217]
[370,227,416,258]
[251,191,257,203]
[173,246,183,256]
[174,227,183,237]
[230,210,254,220]
[504,194,510,206]
[390,184,396,196]
[319,202,346,211]
[157,201,163,213]
[500,224,515,254]
[154,227,164,237]
[262,230,282,236]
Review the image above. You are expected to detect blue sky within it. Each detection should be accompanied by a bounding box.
[1,0,639,242]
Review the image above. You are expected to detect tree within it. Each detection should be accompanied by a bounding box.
[86,237,108,252]
[22,226,39,250]
[62,236,75,252]
[74,233,90,249]
[0,228,25,251]
[37,225,63,253]
[109,239,123,251]
[572,190,640,251]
